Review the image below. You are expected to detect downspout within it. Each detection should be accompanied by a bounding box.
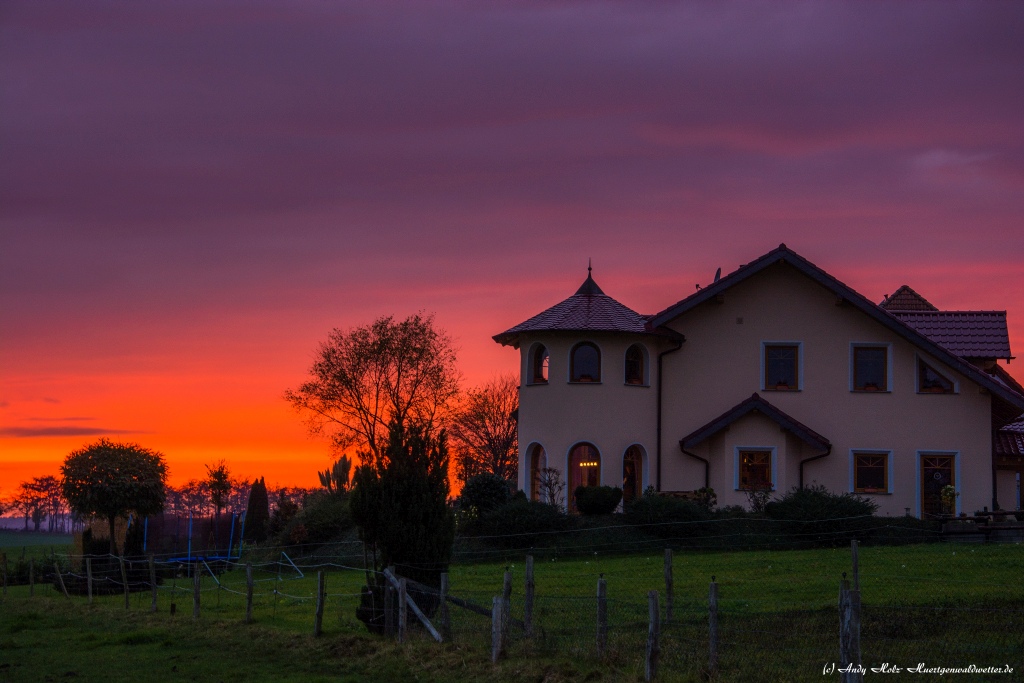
[799,445,832,489]
[656,335,685,492]
[992,424,1000,512]
[680,446,710,489]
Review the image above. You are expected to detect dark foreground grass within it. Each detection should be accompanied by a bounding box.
[1,543,1021,682]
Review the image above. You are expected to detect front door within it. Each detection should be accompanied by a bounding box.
[921,454,955,518]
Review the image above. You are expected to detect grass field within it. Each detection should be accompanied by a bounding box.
[1,542,1022,682]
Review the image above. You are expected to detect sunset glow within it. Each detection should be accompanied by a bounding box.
[2,2,1022,497]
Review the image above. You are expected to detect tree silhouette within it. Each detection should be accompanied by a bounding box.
[61,439,168,555]
[285,313,460,459]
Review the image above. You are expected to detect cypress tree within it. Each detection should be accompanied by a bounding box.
[244,477,270,542]
[351,420,455,630]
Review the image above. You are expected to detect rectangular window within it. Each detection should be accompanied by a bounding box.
[853,452,888,493]
[738,450,773,490]
[917,358,954,394]
[764,344,799,391]
[852,346,888,391]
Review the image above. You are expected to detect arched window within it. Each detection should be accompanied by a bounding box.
[622,445,644,503]
[570,342,601,383]
[625,344,646,385]
[569,442,601,510]
[529,344,549,384]
[529,444,546,501]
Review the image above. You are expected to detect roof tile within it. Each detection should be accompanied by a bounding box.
[493,274,650,346]
[889,311,1011,359]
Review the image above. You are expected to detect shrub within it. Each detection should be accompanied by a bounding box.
[459,473,513,516]
[623,492,710,540]
[574,486,622,515]
[471,499,572,549]
[764,485,877,546]
[288,491,353,545]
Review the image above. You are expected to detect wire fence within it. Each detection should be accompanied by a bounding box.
[1,533,1022,681]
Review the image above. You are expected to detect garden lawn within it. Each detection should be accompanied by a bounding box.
[1,542,1020,682]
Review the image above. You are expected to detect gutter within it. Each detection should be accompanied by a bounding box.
[799,445,832,489]
[656,334,685,491]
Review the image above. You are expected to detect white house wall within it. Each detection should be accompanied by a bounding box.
[517,331,662,498]
[659,263,993,517]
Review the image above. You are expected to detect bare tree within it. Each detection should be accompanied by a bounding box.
[285,313,461,459]
[450,373,519,483]
[537,467,566,510]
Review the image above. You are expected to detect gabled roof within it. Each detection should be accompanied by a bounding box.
[648,244,1024,422]
[889,311,1011,359]
[680,392,831,452]
[493,272,652,347]
[880,285,938,311]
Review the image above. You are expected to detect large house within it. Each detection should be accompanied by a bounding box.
[494,245,1024,517]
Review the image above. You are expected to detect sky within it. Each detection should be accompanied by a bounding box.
[2,1,1023,495]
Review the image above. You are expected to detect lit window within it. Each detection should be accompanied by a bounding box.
[529,344,549,384]
[570,342,601,382]
[622,446,643,503]
[764,345,799,391]
[853,453,888,493]
[918,358,954,394]
[738,450,773,490]
[625,344,646,385]
[853,346,888,391]
[569,443,601,510]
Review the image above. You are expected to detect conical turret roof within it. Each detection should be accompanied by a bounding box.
[493,271,649,347]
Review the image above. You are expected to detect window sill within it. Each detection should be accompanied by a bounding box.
[526,381,548,387]
[762,387,800,392]
[851,389,891,394]
[569,381,603,385]
[854,490,891,495]
[624,383,650,388]
[916,390,956,395]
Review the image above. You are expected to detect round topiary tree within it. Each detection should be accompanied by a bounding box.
[61,439,168,555]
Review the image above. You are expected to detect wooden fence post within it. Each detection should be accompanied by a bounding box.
[29,558,34,597]
[709,577,719,675]
[439,572,451,641]
[851,540,860,591]
[596,575,607,657]
[664,548,673,624]
[524,555,535,639]
[839,575,851,681]
[314,571,326,637]
[193,567,201,619]
[86,558,93,605]
[245,563,254,624]
[491,596,505,663]
[54,561,70,599]
[502,569,512,638]
[149,555,158,612]
[397,578,408,643]
[384,583,395,637]
[120,556,130,609]
[646,590,660,682]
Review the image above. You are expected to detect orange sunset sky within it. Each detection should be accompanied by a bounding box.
[2,3,1023,497]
